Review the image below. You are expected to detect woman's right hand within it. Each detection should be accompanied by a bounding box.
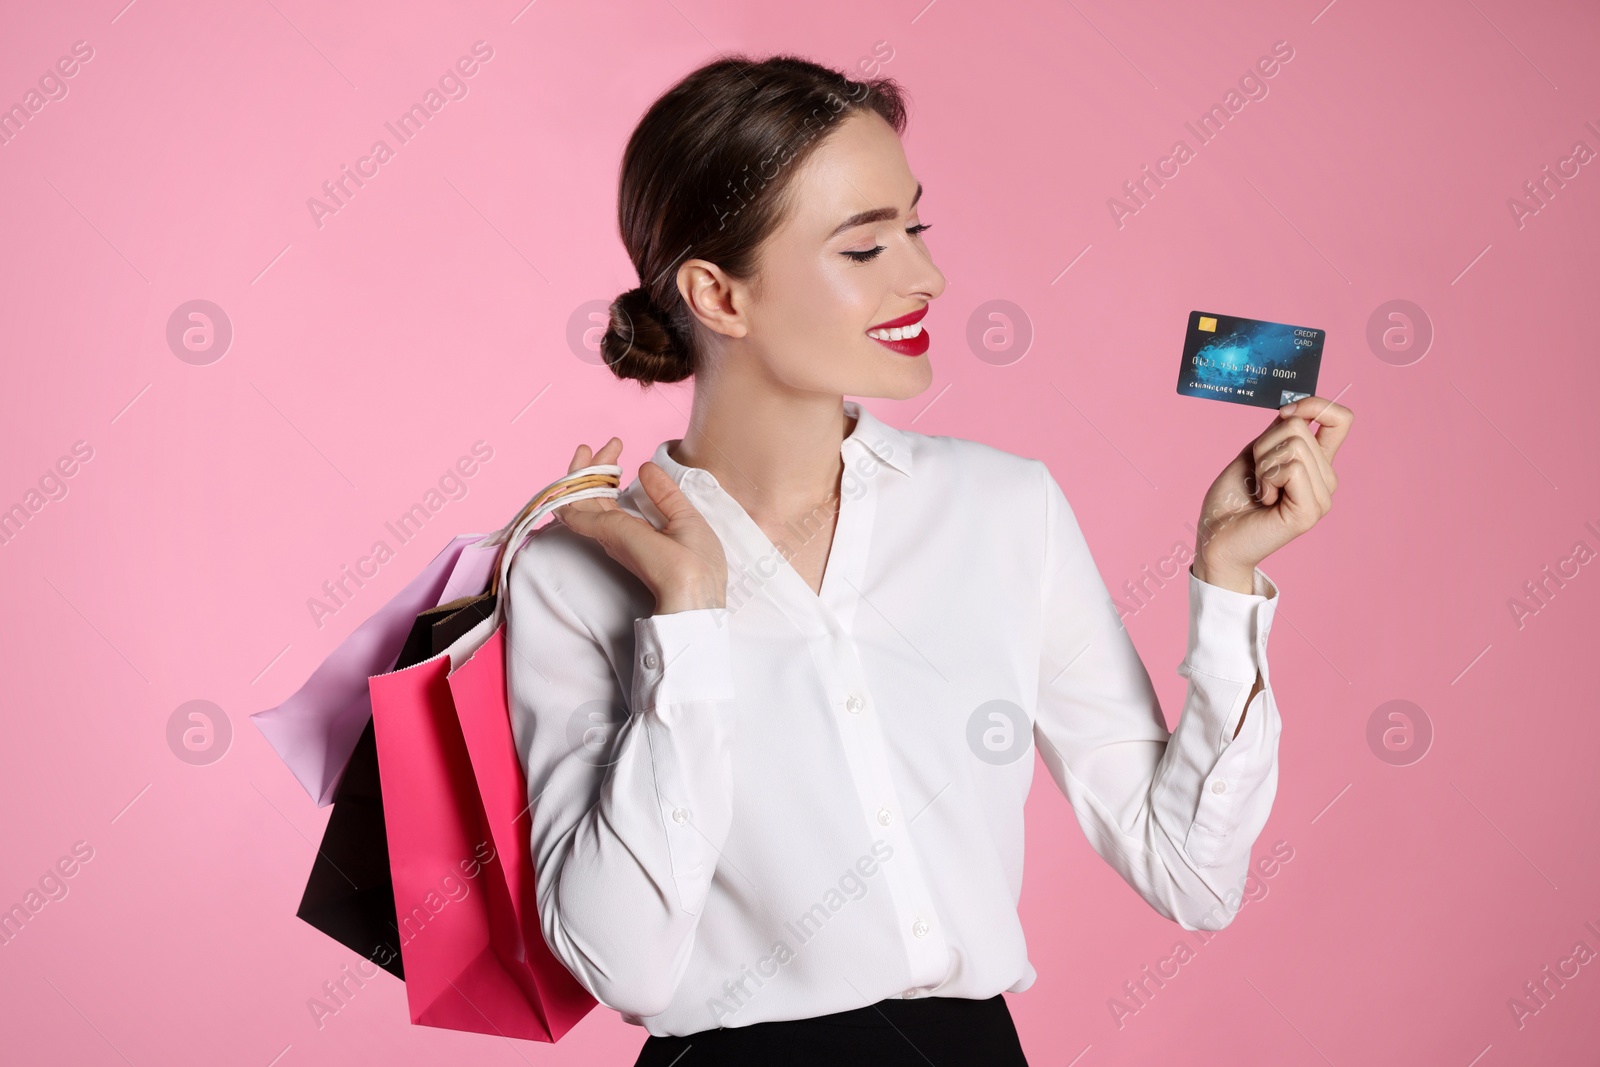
[551,437,727,614]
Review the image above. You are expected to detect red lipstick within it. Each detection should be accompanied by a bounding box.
[867,306,930,357]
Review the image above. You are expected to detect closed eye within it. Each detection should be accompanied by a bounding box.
[842,223,933,263]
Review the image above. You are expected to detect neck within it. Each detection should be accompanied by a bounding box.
[669,384,856,527]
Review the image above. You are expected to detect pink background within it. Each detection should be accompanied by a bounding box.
[3,0,1598,1063]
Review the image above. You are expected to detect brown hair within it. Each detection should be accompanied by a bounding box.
[601,54,909,386]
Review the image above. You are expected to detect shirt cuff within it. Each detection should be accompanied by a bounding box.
[1183,564,1279,684]
[631,607,736,714]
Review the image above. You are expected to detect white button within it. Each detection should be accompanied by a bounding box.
[644,652,660,670]
[846,694,863,714]
[912,919,930,938]
[672,807,689,824]
[1211,779,1227,794]
[877,807,892,826]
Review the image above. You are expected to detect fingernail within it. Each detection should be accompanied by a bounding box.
[1279,402,1298,415]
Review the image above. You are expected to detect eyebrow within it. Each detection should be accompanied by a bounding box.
[828,182,923,238]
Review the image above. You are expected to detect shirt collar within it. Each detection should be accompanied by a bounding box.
[647,399,914,492]
[844,399,914,477]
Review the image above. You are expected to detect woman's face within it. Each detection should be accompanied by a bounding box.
[691,109,947,401]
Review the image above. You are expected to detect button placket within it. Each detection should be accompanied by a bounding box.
[816,632,949,988]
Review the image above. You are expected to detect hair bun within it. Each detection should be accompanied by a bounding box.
[602,286,692,386]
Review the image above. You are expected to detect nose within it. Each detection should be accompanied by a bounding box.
[902,241,946,303]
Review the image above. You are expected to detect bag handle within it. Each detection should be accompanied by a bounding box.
[433,463,622,673]
[484,463,622,598]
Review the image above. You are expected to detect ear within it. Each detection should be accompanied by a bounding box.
[678,259,749,340]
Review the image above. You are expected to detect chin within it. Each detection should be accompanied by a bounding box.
[852,357,933,402]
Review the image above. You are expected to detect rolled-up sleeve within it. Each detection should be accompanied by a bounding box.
[1030,461,1283,932]
[505,530,739,1019]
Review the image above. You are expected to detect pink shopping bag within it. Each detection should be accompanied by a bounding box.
[367,636,596,1039]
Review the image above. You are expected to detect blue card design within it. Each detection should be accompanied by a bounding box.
[1176,311,1323,409]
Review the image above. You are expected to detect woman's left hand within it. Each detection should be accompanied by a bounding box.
[1192,395,1354,588]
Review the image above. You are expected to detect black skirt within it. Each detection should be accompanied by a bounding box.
[632,993,1029,1066]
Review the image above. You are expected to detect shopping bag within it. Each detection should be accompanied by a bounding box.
[295,714,404,978]
[252,532,498,807]
[367,463,620,1040]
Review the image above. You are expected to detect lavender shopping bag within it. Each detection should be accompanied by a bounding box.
[251,532,499,806]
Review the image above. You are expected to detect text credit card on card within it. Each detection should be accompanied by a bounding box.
[1176,311,1323,410]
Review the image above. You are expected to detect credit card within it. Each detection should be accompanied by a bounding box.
[1176,310,1323,410]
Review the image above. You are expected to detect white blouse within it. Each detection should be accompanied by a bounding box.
[505,399,1281,1038]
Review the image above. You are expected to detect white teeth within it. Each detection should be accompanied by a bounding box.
[868,322,924,341]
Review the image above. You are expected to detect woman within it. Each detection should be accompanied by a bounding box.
[504,54,1351,1065]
